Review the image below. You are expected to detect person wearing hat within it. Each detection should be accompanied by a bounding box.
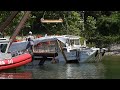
[26,31,35,53]
[26,31,34,40]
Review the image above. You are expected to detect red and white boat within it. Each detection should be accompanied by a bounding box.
[0,38,32,71]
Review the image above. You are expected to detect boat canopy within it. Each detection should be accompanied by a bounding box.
[7,35,81,53]
[33,35,80,45]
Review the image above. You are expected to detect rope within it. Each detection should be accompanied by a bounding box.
[42,11,46,19]
[61,22,66,31]
[41,21,53,34]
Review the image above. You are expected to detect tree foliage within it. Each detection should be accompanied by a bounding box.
[0,11,120,48]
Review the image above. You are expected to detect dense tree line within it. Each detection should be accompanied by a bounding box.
[0,11,120,48]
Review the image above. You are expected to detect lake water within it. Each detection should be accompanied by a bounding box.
[0,55,120,79]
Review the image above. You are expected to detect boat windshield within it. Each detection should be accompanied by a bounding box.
[67,39,80,46]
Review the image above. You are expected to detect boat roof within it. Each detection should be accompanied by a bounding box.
[62,35,80,39]
[0,38,9,44]
[8,35,81,52]
[33,35,80,45]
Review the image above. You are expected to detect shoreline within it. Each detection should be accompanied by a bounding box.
[105,51,120,56]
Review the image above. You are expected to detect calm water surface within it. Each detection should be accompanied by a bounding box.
[0,55,120,79]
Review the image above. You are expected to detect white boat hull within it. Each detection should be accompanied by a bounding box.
[55,48,102,63]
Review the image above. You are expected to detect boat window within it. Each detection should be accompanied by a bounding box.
[66,39,70,46]
[66,39,80,46]
[70,40,74,46]
[74,39,80,45]
[68,39,80,46]
[0,44,8,53]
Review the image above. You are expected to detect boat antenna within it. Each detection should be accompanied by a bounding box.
[42,11,46,19]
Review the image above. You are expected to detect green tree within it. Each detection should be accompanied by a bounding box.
[84,16,97,39]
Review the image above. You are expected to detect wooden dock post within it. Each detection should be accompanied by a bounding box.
[56,40,68,62]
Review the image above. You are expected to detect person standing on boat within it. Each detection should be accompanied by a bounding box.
[26,31,35,53]
[26,31,35,40]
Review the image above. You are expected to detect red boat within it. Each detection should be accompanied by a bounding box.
[0,53,32,71]
[0,11,33,71]
[0,38,32,71]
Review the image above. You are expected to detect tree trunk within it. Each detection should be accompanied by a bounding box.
[5,11,31,53]
[10,11,31,44]
[0,11,19,33]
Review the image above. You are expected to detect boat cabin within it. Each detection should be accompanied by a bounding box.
[0,38,12,60]
[61,35,81,52]
[0,38,9,53]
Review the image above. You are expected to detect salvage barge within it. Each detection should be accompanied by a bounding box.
[32,35,106,63]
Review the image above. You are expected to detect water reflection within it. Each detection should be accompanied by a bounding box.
[102,56,120,79]
[0,72,32,79]
[65,63,105,79]
[25,61,106,79]
[0,60,106,79]
[1,56,120,79]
